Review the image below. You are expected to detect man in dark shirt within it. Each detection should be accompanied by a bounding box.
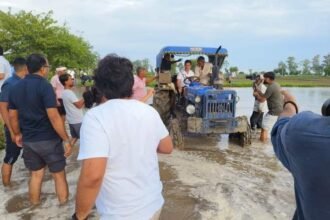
[0,57,28,186]
[271,90,330,220]
[254,71,283,141]
[160,53,181,72]
[8,54,72,205]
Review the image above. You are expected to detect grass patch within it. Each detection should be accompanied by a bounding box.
[224,75,330,88]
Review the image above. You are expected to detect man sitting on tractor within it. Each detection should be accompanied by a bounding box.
[176,60,195,94]
[195,56,213,85]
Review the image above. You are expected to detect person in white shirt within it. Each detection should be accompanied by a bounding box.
[73,54,173,220]
[0,46,11,92]
[194,56,213,85]
[176,60,195,94]
[250,74,268,130]
[59,73,84,146]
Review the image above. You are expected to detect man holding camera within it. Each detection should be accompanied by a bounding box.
[254,71,283,141]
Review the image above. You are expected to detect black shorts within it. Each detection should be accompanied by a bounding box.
[22,138,66,173]
[3,126,22,165]
[69,123,81,139]
[57,99,66,116]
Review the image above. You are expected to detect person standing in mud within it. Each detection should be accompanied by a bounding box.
[8,54,72,205]
[254,71,283,141]
[0,58,28,186]
[59,73,84,146]
[73,54,173,220]
[250,74,267,131]
[271,90,330,220]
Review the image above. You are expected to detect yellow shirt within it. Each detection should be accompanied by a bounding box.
[194,62,213,85]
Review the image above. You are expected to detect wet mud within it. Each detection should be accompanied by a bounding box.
[0,87,329,219]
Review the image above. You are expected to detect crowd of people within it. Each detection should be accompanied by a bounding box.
[0,47,329,220]
[0,48,173,219]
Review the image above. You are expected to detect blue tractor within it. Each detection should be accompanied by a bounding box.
[153,46,251,148]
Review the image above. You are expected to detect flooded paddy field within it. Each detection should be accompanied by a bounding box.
[0,87,329,220]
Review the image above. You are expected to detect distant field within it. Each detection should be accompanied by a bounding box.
[225,75,330,87]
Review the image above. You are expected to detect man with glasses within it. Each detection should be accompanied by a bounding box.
[8,54,72,205]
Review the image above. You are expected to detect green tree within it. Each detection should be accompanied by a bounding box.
[277,61,287,76]
[132,58,152,74]
[287,56,299,75]
[229,66,239,74]
[301,59,311,75]
[323,54,330,76]
[0,10,98,71]
[312,55,323,75]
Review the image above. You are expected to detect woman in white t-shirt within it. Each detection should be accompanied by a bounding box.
[176,60,195,94]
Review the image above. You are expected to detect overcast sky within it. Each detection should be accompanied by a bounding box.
[1,0,329,71]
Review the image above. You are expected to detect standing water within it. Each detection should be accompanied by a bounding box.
[0,87,329,220]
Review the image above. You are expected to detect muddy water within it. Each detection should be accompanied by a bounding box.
[0,87,329,220]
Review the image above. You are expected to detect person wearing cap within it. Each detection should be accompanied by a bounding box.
[250,74,268,131]
[51,66,67,122]
[254,71,283,141]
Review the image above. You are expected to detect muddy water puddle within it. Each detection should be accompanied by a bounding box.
[158,134,295,220]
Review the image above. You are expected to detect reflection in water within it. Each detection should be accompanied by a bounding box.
[0,87,329,220]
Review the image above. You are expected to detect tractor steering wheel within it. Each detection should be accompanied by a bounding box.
[183,76,200,85]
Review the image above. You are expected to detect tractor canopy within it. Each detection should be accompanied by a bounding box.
[156,46,228,68]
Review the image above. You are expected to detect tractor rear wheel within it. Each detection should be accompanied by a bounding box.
[169,118,184,150]
[153,90,171,126]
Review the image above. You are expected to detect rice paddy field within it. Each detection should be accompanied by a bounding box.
[225,75,330,87]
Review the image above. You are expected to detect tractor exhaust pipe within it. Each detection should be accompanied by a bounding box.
[211,46,222,88]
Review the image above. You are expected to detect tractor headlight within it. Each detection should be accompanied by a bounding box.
[194,96,201,103]
[186,104,196,115]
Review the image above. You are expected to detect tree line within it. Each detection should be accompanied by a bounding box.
[275,55,330,76]
[0,10,98,72]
